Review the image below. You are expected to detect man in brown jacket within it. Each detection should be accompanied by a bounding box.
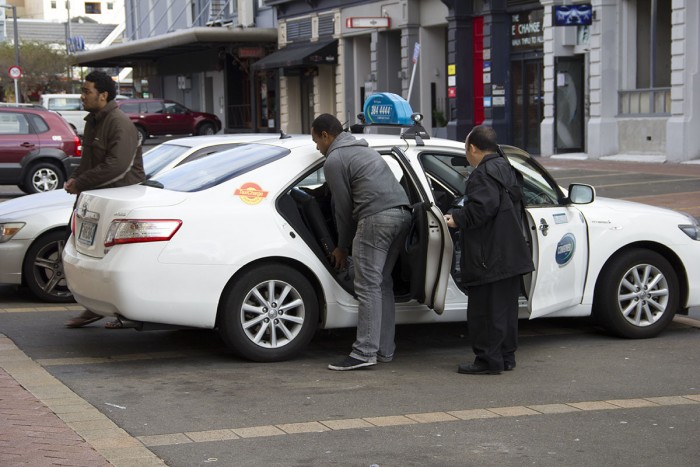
[64,70,145,328]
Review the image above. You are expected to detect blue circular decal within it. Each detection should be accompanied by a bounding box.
[555,233,576,266]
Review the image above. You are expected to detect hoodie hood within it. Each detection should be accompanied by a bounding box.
[327,131,369,155]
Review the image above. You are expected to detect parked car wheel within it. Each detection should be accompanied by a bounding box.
[219,264,319,362]
[136,126,148,145]
[22,162,65,193]
[22,230,74,303]
[197,122,215,136]
[595,249,678,339]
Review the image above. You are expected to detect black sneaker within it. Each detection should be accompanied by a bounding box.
[504,361,516,371]
[328,356,376,371]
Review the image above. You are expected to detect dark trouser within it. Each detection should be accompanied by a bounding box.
[466,276,520,371]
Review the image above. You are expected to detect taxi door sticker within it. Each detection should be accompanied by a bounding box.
[235,182,268,205]
[555,233,576,266]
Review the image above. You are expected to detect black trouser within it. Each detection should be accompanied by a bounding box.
[466,276,520,371]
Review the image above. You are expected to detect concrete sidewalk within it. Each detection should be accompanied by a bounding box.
[0,334,165,466]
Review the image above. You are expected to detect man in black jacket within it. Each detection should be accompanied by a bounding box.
[445,125,534,374]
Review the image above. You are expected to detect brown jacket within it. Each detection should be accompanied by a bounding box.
[70,100,144,194]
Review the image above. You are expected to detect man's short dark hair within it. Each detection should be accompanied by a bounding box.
[312,113,344,137]
[85,70,117,102]
[466,125,499,153]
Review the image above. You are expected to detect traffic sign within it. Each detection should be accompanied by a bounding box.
[8,65,21,79]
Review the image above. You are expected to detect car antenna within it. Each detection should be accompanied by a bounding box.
[279,130,292,139]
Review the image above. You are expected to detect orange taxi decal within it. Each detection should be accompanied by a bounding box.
[234,182,268,205]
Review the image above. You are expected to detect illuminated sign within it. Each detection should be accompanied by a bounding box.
[553,4,592,26]
[363,92,414,125]
[346,17,390,28]
[511,10,544,51]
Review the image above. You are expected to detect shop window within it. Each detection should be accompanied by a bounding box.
[85,2,102,14]
[619,0,671,115]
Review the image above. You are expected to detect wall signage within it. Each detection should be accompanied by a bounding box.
[553,4,592,26]
[346,17,390,28]
[511,9,544,51]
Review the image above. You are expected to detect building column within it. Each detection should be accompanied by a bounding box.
[482,0,509,144]
[667,0,700,162]
[587,0,619,158]
[442,0,475,142]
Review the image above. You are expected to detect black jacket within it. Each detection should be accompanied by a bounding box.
[451,153,535,286]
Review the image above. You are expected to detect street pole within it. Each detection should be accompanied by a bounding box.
[66,1,72,92]
[1,5,20,103]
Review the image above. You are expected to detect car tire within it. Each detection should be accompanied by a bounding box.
[594,249,678,339]
[219,264,319,362]
[136,126,148,145]
[22,230,74,303]
[197,122,215,136]
[22,162,65,193]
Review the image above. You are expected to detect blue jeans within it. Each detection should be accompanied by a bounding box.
[350,207,412,362]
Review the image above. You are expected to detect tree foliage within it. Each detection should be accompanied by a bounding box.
[0,41,71,102]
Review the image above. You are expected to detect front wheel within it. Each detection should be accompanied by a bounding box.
[136,126,148,145]
[219,264,319,362]
[594,249,679,339]
[22,230,74,303]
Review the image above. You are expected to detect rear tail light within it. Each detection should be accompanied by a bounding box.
[104,219,182,248]
[74,135,82,156]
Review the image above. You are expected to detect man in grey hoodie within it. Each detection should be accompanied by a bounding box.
[311,114,412,371]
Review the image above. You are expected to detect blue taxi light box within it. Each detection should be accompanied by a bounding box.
[363,92,414,126]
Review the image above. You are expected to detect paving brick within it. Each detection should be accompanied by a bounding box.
[527,403,582,414]
[568,401,621,411]
[363,415,417,427]
[405,411,460,423]
[488,406,540,417]
[447,408,500,420]
[319,418,374,430]
[645,396,698,406]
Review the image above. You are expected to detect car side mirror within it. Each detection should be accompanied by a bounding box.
[567,183,595,204]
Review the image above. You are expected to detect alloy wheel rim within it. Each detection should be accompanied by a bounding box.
[617,263,669,327]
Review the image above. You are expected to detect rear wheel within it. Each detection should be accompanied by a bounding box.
[22,230,74,303]
[22,162,64,193]
[594,249,678,338]
[219,264,319,362]
[136,126,148,145]
[197,122,215,135]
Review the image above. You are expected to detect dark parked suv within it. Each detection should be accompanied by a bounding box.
[116,99,222,144]
[0,106,82,193]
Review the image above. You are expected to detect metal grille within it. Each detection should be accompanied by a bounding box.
[318,15,335,37]
[287,18,312,42]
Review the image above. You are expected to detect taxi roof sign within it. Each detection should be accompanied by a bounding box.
[363,92,414,126]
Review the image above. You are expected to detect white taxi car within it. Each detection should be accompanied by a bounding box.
[0,134,284,302]
[62,97,700,362]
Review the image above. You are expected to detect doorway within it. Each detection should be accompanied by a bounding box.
[511,58,543,154]
[555,56,585,153]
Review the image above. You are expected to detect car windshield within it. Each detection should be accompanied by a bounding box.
[146,143,290,192]
[142,143,191,178]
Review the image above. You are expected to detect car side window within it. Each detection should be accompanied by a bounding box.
[505,153,561,206]
[0,112,30,135]
[146,102,163,114]
[26,114,49,133]
[119,103,139,113]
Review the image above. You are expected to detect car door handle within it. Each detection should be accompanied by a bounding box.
[539,218,549,236]
[20,142,35,148]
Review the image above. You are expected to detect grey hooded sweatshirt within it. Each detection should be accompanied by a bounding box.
[323,131,410,251]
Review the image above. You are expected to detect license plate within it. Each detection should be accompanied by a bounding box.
[78,221,97,246]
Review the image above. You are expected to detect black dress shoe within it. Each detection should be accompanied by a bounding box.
[504,362,516,371]
[457,363,501,375]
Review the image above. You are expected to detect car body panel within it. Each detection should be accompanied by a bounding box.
[0,134,287,298]
[59,133,700,352]
[117,99,222,138]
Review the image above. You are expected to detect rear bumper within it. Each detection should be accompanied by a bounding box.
[62,157,81,178]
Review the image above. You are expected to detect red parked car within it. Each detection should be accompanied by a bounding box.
[0,105,82,194]
[116,99,222,144]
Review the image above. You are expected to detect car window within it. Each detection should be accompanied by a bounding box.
[0,112,30,134]
[119,102,140,113]
[504,152,561,206]
[47,97,82,111]
[146,102,164,114]
[141,143,191,178]
[26,113,50,133]
[146,143,290,192]
[164,102,187,114]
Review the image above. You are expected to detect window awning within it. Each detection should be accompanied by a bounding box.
[71,27,278,67]
[252,40,337,71]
